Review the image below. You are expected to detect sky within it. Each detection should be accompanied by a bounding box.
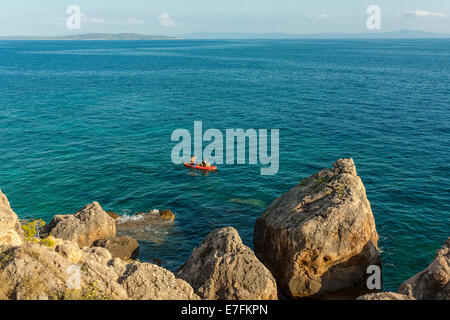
[0,0,449,36]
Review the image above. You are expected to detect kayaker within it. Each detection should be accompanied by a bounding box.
[190,156,196,165]
[202,158,211,167]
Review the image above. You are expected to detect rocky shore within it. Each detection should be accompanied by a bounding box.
[0,158,448,300]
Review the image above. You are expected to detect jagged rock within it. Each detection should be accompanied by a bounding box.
[119,263,199,300]
[159,209,175,221]
[0,189,23,246]
[398,238,449,300]
[92,236,139,260]
[55,240,85,264]
[0,241,130,300]
[254,158,380,298]
[42,202,116,247]
[0,190,197,301]
[357,292,415,300]
[0,241,198,300]
[0,243,78,300]
[76,247,130,299]
[177,227,278,300]
[106,211,120,221]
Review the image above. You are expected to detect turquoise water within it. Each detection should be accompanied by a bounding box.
[0,39,448,291]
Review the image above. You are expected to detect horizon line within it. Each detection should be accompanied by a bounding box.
[1,29,449,40]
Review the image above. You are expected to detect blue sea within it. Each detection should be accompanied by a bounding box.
[0,39,448,292]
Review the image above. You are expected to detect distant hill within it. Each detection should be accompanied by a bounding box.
[1,30,448,41]
[0,33,183,40]
[183,30,450,39]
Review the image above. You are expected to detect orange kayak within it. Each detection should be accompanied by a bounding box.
[184,163,217,171]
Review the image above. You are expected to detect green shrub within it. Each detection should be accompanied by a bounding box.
[39,237,56,248]
[62,281,111,300]
[21,220,56,248]
[21,219,45,242]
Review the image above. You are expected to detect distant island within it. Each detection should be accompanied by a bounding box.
[0,33,183,41]
[0,30,449,41]
[183,30,450,39]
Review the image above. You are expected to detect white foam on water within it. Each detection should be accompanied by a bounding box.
[117,214,144,223]
[116,209,160,224]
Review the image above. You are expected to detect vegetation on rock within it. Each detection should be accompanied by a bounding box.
[21,220,56,247]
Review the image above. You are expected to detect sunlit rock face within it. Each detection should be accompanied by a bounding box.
[0,189,23,247]
[254,158,380,299]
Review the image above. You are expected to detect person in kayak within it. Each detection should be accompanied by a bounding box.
[201,158,211,167]
[190,156,196,165]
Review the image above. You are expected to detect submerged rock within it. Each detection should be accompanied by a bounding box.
[42,202,116,247]
[254,158,380,298]
[0,189,23,247]
[177,227,277,300]
[92,236,139,260]
[357,292,415,300]
[116,210,173,243]
[159,209,175,221]
[398,237,449,300]
[229,198,266,208]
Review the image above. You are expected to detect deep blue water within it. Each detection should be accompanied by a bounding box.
[0,39,448,292]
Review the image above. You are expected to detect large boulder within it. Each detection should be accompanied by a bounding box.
[92,236,139,260]
[119,263,199,300]
[254,158,380,298]
[42,202,116,247]
[0,240,198,300]
[0,189,23,247]
[54,239,85,264]
[398,237,449,300]
[177,227,278,300]
[0,241,127,300]
[106,211,120,221]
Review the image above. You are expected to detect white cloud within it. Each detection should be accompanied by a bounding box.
[82,16,146,26]
[127,18,146,26]
[403,10,446,19]
[80,13,88,23]
[159,13,175,27]
[301,14,328,25]
[90,18,112,24]
[79,13,111,25]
